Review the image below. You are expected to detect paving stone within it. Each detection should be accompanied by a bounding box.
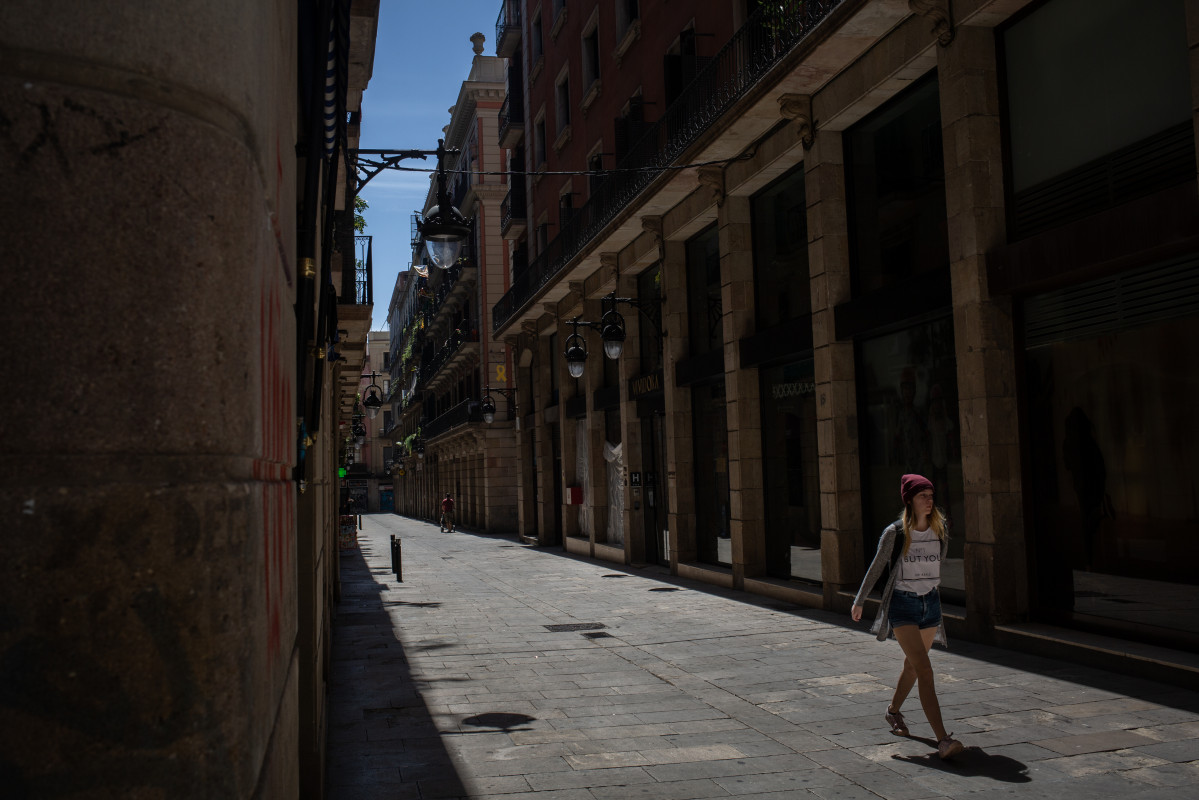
[1032,730,1156,755]
[1131,738,1199,762]
[327,517,1199,798]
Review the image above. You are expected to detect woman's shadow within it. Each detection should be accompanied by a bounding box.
[892,735,1030,782]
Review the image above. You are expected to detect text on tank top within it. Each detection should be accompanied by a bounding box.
[895,528,941,595]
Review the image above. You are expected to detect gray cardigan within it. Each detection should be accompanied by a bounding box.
[853,521,949,646]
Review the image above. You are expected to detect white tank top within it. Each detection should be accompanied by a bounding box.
[895,528,941,595]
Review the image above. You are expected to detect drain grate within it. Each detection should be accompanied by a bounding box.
[582,631,614,639]
[649,587,680,592]
[544,622,607,632]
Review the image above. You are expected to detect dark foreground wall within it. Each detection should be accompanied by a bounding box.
[0,2,301,795]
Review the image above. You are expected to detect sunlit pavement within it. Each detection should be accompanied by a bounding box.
[326,514,1199,799]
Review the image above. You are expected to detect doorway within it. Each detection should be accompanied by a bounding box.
[641,409,669,566]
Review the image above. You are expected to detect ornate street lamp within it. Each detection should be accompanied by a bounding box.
[480,386,515,424]
[416,139,471,269]
[560,291,657,377]
[355,142,470,271]
[361,371,385,419]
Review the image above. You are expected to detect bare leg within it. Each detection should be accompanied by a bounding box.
[892,624,948,741]
[890,625,937,713]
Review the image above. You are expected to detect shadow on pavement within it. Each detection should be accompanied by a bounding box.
[892,745,1031,782]
[325,533,469,799]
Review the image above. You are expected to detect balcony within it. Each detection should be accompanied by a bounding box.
[491,0,846,335]
[495,1,522,58]
[424,398,484,442]
[417,323,480,393]
[500,183,527,239]
[498,91,524,149]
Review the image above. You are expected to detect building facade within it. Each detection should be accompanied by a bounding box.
[387,34,519,533]
[492,0,1199,676]
[1,0,380,794]
[344,330,393,513]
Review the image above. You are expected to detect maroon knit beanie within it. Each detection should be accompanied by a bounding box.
[900,474,934,505]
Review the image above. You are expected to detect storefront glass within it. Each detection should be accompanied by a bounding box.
[1026,315,1199,642]
[845,74,948,295]
[752,166,810,330]
[857,316,965,596]
[692,381,731,566]
[686,225,722,356]
[760,359,820,581]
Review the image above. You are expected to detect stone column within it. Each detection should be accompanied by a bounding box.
[718,195,766,587]
[938,26,1027,634]
[0,2,300,795]
[615,271,647,562]
[806,131,863,603]
[534,331,558,543]
[580,295,610,550]
[661,239,697,566]
[557,310,584,542]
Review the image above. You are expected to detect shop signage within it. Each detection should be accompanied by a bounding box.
[348,479,369,489]
[630,471,642,487]
[771,379,815,399]
[628,369,664,401]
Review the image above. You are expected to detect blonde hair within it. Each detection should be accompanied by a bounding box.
[901,504,948,557]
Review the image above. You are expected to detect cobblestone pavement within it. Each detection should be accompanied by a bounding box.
[326,514,1199,799]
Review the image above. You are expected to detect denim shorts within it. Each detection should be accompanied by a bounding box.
[889,587,941,630]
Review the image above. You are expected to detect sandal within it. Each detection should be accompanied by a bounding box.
[885,708,909,736]
[937,734,964,759]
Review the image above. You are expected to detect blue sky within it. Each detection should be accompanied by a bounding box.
[359,0,503,330]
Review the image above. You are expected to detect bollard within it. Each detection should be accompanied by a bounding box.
[390,534,403,582]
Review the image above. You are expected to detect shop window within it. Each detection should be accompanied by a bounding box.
[693,381,731,567]
[846,74,948,296]
[1002,0,1191,238]
[857,315,965,598]
[1024,257,1199,645]
[752,165,810,331]
[761,359,820,582]
[685,225,722,357]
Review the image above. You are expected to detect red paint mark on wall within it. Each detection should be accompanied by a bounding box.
[259,273,294,662]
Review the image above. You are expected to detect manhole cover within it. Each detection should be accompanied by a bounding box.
[582,631,614,639]
[544,622,607,632]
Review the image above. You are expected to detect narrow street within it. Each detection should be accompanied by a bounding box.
[327,515,1199,799]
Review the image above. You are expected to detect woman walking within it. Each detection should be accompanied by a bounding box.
[852,474,964,759]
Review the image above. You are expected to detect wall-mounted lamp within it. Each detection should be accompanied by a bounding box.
[562,291,658,378]
[480,386,516,424]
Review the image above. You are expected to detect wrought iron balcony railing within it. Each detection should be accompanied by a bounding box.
[423,397,484,440]
[353,235,372,305]
[498,91,525,148]
[491,0,844,334]
[417,323,480,388]
[495,1,522,58]
[500,183,527,236]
